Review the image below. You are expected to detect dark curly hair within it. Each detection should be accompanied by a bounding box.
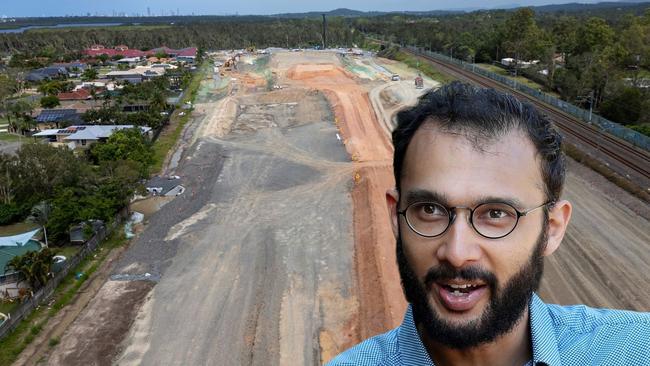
[393,81,565,203]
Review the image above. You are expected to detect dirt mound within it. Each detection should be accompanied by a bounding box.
[287,64,357,84]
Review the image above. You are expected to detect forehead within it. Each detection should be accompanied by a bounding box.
[401,124,545,205]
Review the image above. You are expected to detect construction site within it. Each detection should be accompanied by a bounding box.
[11,48,650,365]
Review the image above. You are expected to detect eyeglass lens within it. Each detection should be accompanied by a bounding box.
[405,202,519,238]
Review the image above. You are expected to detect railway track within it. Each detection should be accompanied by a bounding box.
[403,48,650,182]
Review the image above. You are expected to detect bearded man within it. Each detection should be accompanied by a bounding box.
[328,82,650,366]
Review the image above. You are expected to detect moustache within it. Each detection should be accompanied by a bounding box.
[423,262,498,293]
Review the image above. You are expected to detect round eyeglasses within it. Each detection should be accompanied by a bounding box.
[397,201,552,239]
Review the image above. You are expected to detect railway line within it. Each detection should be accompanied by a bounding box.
[403,48,650,183]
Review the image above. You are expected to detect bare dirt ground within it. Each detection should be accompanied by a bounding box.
[18,51,649,366]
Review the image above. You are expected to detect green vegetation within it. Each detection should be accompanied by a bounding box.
[26,24,173,34]
[379,46,454,84]
[151,62,205,173]
[0,19,361,54]
[0,230,128,365]
[39,95,60,108]
[5,248,55,290]
[476,63,560,97]
[0,132,150,243]
[0,133,21,142]
[53,246,80,259]
[0,301,16,315]
[360,8,650,127]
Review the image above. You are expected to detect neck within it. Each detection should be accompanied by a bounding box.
[418,306,532,366]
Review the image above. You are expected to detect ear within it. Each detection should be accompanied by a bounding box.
[386,188,400,239]
[542,199,572,257]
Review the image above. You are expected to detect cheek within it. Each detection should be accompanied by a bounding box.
[487,230,539,280]
[402,232,437,278]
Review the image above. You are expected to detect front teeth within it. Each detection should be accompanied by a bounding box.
[449,284,477,289]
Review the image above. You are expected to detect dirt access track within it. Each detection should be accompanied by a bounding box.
[21,51,650,366]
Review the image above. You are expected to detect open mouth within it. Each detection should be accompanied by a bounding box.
[435,281,488,312]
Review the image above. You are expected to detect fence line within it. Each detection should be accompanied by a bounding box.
[406,46,650,152]
[0,211,126,340]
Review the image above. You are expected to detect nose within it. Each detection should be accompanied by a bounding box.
[436,208,482,268]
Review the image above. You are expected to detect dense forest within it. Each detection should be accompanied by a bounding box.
[0,18,362,53]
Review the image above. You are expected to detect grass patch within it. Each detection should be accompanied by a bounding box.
[0,134,22,142]
[0,230,128,365]
[476,63,561,97]
[0,301,17,315]
[48,337,59,347]
[151,62,207,174]
[0,222,40,236]
[52,246,81,259]
[393,51,455,84]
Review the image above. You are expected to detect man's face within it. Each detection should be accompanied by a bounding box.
[394,125,548,349]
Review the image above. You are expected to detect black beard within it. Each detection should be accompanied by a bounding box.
[396,222,547,350]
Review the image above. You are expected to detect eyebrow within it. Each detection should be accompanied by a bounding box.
[402,189,526,209]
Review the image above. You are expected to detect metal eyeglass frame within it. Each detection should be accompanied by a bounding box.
[397,201,554,239]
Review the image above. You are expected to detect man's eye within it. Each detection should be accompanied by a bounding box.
[420,204,444,216]
[488,209,507,219]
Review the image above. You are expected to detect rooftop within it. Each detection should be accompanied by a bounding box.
[33,125,152,141]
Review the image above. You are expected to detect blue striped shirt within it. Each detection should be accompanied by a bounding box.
[327,293,650,365]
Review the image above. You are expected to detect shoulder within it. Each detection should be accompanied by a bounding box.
[546,303,650,364]
[326,328,401,366]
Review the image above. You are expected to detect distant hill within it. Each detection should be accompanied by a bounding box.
[270,8,460,18]
[532,1,650,12]
[270,2,648,18]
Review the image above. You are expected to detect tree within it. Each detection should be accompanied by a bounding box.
[90,128,153,177]
[28,201,52,246]
[599,86,644,124]
[577,17,614,54]
[502,8,545,75]
[7,100,34,133]
[37,80,72,96]
[40,95,60,108]
[81,68,99,81]
[5,248,55,290]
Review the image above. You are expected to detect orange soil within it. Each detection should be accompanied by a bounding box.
[288,63,406,339]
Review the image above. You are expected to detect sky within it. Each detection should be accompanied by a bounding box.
[2,0,609,17]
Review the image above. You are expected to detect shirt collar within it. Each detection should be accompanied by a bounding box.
[398,294,562,366]
[397,305,436,365]
[529,293,562,366]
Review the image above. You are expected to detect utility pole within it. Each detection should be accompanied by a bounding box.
[322,14,327,50]
[588,90,593,122]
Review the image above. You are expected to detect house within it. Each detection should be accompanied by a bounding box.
[35,109,83,128]
[105,70,143,84]
[0,229,44,299]
[33,125,152,149]
[25,66,69,82]
[116,57,143,67]
[150,63,177,70]
[53,61,88,74]
[57,88,92,101]
[84,45,197,63]
[146,176,185,196]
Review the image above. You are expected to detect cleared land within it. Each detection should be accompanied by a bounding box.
[17,50,650,365]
